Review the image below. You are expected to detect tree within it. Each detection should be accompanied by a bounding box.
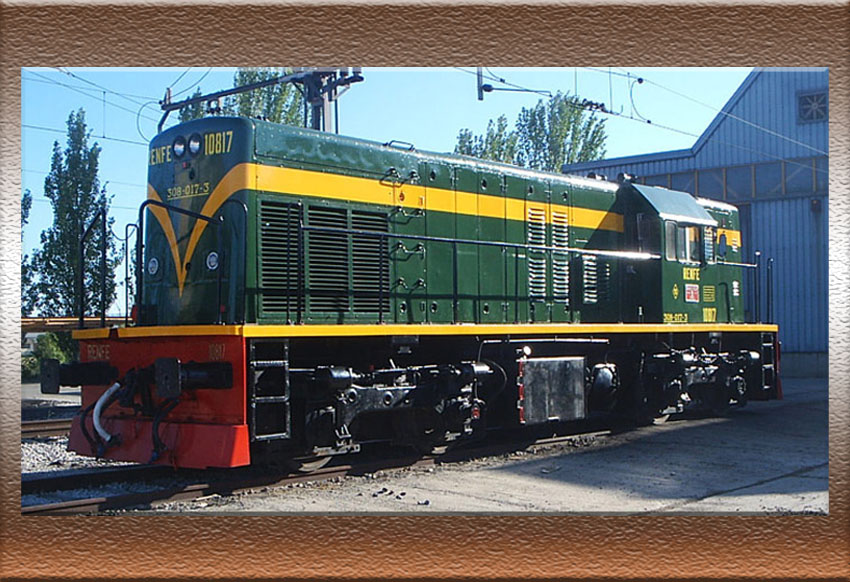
[21,189,36,316]
[178,88,205,122]
[514,92,606,171]
[455,92,607,172]
[454,115,517,163]
[223,67,304,126]
[25,109,119,319]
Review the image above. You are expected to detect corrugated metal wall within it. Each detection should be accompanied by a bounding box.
[695,69,829,167]
[746,196,829,353]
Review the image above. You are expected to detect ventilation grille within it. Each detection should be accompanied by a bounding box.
[259,201,301,315]
[551,210,569,306]
[582,255,598,304]
[351,210,389,313]
[307,206,350,312]
[527,207,547,301]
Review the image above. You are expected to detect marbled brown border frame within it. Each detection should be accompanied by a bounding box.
[1,3,847,580]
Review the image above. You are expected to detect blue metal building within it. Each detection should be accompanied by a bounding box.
[563,68,828,376]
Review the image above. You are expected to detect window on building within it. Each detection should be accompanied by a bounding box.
[798,91,828,123]
[815,156,828,192]
[785,158,814,194]
[671,171,695,193]
[726,164,752,200]
[755,162,783,197]
[698,168,724,199]
[644,174,669,188]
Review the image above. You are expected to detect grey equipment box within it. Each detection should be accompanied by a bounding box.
[521,356,586,424]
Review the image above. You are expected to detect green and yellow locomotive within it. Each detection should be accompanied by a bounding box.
[44,116,780,469]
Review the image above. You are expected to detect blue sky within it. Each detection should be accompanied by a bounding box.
[21,67,752,314]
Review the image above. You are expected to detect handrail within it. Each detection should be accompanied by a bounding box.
[135,200,222,323]
[216,199,249,324]
[124,223,137,326]
[78,208,107,329]
[300,224,661,261]
[299,224,659,325]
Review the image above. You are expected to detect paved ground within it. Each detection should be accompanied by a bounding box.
[152,377,827,514]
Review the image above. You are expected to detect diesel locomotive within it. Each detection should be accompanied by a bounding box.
[42,116,780,469]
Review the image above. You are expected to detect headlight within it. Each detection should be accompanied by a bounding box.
[206,251,219,271]
[147,257,159,276]
[172,136,186,158]
[188,134,202,156]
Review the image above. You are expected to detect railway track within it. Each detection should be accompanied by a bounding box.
[21,418,73,438]
[21,428,612,515]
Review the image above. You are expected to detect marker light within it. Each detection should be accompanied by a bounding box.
[206,251,219,271]
[172,136,186,158]
[188,134,202,156]
[147,257,159,276]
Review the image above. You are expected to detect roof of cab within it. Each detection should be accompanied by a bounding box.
[630,183,717,226]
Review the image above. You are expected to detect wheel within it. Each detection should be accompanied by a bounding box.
[283,455,332,473]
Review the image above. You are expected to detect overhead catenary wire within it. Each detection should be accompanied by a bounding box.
[172,68,213,98]
[54,68,158,106]
[166,67,193,93]
[582,66,827,156]
[457,67,826,176]
[22,123,148,147]
[25,71,161,124]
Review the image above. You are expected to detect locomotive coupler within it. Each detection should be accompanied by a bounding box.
[153,358,233,398]
[40,359,118,394]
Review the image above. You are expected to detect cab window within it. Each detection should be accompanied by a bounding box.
[637,213,660,254]
[676,225,700,264]
[665,221,677,260]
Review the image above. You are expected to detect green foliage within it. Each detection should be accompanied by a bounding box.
[21,189,35,316]
[455,92,607,172]
[515,92,606,171]
[21,332,76,382]
[223,68,304,126]
[178,88,205,122]
[24,109,119,317]
[454,115,517,163]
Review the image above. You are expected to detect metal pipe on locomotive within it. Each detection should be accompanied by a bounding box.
[42,85,780,470]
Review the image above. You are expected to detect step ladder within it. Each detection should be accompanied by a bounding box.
[760,332,778,396]
[248,339,291,442]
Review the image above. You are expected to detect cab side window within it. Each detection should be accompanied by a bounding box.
[676,225,700,264]
[717,233,728,259]
[637,213,660,254]
[665,221,677,260]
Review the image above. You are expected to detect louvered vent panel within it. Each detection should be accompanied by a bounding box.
[582,254,598,304]
[259,201,301,314]
[351,210,389,313]
[307,206,350,311]
[551,210,570,306]
[598,259,612,303]
[527,207,547,301]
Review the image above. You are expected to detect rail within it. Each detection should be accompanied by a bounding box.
[22,428,611,514]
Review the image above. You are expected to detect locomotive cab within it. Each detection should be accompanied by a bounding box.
[623,183,743,324]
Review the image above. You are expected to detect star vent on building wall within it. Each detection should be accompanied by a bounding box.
[798,92,828,123]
